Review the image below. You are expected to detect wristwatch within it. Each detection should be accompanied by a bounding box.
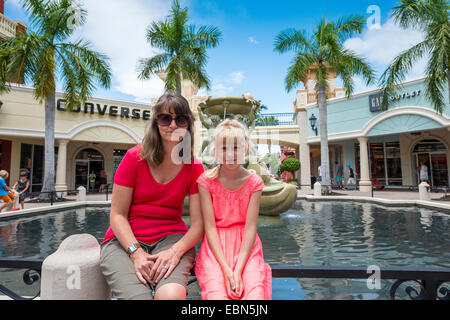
[127,243,141,256]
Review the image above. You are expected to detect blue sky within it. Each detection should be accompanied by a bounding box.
[5,0,426,113]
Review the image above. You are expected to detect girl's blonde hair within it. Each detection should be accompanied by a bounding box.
[205,118,256,179]
[0,170,8,179]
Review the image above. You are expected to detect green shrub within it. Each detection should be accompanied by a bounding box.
[281,158,300,174]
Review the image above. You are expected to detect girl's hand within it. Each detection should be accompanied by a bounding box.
[130,248,155,285]
[147,247,180,284]
[232,269,244,298]
[223,266,239,299]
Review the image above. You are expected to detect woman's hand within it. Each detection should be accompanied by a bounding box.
[130,248,155,285]
[232,269,244,298]
[147,247,180,284]
[223,266,240,299]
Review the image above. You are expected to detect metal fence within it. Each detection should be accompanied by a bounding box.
[22,184,114,205]
[256,113,296,126]
[1,258,449,300]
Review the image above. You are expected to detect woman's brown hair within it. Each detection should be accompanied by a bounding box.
[141,91,195,166]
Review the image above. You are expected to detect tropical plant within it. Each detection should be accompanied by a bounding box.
[137,0,222,94]
[256,115,280,126]
[0,0,112,196]
[274,13,375,191]
[281,157,300,176]
[379,0,449,113]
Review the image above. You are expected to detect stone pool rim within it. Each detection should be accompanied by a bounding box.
[1,195,450,222]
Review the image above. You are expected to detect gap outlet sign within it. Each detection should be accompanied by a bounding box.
[369,90,421,112]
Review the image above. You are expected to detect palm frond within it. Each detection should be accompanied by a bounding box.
[273,28,311,54]
[392,0,436,29]
[284,53,316,92]
[333,14,365,43]
[58,40,112,89]
[146,21,173,52]
[31,45,56,102]
[378,40,430,110]
[137,53,171,80]
[180,56,210,90]
[185,25,222,49]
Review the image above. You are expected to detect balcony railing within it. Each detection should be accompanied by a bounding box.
[0,14,17,38]
[1,258,449,300]
[256,113,296,127]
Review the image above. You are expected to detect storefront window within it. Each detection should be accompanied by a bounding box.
[386,142,402,185]
[413,139,448,187]
[113,149,128,177]
[413,139,446,153]
[32,145,44,192]
[369,143,386,184]
[20,143,57,193]
[75,149,103,161]
[358,141,403,186]
[75,149,104,190]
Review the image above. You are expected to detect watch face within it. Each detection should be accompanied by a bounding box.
[128,244,137,253]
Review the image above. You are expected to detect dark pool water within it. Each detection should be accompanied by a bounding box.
[1,201,449,300]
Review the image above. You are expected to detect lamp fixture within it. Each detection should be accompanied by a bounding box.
[309,114,318,136]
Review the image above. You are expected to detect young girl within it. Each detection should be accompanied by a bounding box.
[195,119,272,300]
[12,171,30,210]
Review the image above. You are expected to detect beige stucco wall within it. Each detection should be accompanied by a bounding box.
[0,85,150,142]
[0,86,150,188]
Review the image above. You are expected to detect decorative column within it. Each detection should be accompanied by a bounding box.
[55,139,69,193]
[297,107,311,190]
[358,137,372,192]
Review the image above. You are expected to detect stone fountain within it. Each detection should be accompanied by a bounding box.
[184,93,297,216]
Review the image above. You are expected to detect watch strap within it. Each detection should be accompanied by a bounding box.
[127,242,141,256]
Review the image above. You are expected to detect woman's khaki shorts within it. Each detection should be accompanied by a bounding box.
[100,233,196,300]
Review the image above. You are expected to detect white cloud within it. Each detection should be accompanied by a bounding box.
[248,36,258,44]
[344,18,424,65]
[344,18,428,92]
[210,83,233,96]
[204,71,245,97]
[229,71,245,84]
[71,0,170,103]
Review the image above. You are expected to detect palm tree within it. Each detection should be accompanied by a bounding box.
[379,0,449,113]
[138,0,222,94]
[0,0,112,198]
[274,13,375,192]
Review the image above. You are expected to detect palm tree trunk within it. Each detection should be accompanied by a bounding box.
[318,81,331,194]
[40,92,56,200]
[176,74,182,95]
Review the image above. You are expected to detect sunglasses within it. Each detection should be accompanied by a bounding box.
[156,113,190,127]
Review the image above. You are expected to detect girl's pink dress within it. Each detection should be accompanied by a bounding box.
[195,170,272,300]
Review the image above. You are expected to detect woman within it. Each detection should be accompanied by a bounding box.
[100,92,204,300]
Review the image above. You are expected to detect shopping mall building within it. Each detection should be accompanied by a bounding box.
[295,74,450,191]
[0,2,448,192]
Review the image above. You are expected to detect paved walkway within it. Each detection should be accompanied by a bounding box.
[297,188,449,202]
[4,192,111,211]
[3,188,450,214]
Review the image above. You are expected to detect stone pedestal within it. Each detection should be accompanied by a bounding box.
[314,182,322,197]
[419,182,431,201]
[77,186,86,201]
[40,234,110,300]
